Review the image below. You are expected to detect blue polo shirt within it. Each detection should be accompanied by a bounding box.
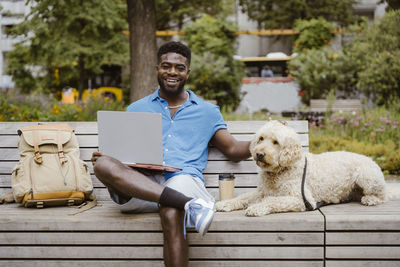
[126,89,227,182]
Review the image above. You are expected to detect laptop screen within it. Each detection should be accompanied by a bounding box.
[97,111,163,166]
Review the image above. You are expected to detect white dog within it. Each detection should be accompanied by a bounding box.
[216,120,388,216]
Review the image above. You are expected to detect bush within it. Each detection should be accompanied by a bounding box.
[309,107,400,174]
[183,14,245,109]
[310,135,400,174]
[289,47,356,104]
[293,18,335,52]
[0,92,125,122]
[344,10,400,106]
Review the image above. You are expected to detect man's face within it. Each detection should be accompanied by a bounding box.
[157,52,190,96]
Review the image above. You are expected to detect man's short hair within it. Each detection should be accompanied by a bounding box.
[157,41,191,65]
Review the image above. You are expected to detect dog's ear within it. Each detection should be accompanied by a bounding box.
[278,139,302,167]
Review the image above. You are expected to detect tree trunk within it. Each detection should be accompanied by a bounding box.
[78,54,85,101]
[127,0,158,103]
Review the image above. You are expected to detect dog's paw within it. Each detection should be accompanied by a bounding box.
[215,200,235,212]
[245,205,270,217]
[361,195,385,206]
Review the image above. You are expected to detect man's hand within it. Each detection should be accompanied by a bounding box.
[91,151,104,166]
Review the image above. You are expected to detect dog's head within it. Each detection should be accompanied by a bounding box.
[250,120,303,172]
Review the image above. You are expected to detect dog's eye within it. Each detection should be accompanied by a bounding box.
[273,140,279,145]
[258,136,264,142]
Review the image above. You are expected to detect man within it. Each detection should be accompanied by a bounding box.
[92,41,250,267]
[261,65,274,77]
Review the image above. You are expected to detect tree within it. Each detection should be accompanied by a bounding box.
[293,18,335,52]
[127,0,158,102]
[7,0,128,98]
[183,14,245,108]
[126,0,229,102]
[155,0,226,30]
[239,0,357,29]
[345,10,400,106]
[289,47,356,104]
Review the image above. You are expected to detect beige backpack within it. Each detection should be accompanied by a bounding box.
[11,123,93,208]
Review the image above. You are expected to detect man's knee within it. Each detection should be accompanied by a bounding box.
[160,207,183,231]
[94,156,125,182]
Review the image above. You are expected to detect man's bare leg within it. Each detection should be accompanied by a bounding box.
[160,206,188,267]
[93,155,165,202]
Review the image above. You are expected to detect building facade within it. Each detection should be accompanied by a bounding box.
[0,0,30,89]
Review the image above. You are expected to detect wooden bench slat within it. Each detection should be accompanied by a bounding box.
[326,232,400,245]
[310,99,361,112]
[0,122,99,135]
[0,202,324,231]
[0,187,260,202]
[326,247,400,259]
[0,121,308,135]
[0,246,324,260]
[0,173,261,187]
[320,200,400,230]
[0,232,323,245]
[0,261,324,267]
[326,261,400,267]
[0,160,261,174]
[0,133,310,149]
[0,135,309,161]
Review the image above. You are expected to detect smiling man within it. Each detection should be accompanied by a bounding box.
[92,41,250,267]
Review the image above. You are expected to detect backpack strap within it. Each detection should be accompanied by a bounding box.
[32,130,43,164]
[69,194,100,215]
[57,130,68,164]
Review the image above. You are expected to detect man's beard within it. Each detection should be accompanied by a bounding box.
[158,76,187,97]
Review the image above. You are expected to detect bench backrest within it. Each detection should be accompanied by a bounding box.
[0,121,308,200]
[310,99,361,112]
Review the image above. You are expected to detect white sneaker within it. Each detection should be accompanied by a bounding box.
[184,198,215,237]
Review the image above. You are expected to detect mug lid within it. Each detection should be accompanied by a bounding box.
[219,173,235,180]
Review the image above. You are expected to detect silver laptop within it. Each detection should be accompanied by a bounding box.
[97,111,180,172]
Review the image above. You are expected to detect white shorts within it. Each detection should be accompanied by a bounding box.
[108,169,214,213]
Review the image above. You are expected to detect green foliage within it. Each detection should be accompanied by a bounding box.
[239,0,357,29]
[310,135,400,174]
[155,0,229,30]
[0,92,124,122]
[6,0,128,94]
[309,107,400,174]
[289,47,356,104]
[183,14,245,108]
[293,18,335,52]
[344,10,400,106]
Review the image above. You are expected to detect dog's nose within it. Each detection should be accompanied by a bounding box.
[256,152,265,161]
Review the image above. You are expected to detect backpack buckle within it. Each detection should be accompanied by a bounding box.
[67,199,75,206]
[34,151,43,164]
[36,201,44,209]
[58,151,68,164]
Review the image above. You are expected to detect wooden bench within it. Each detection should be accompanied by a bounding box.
[0,121,399,266]
[310,99,361,112]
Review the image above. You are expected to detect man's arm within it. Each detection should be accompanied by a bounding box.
[210,129,251,162]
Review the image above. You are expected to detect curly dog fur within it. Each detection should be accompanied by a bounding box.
[216,121,387,216]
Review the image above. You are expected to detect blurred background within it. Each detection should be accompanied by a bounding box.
[0,0,399,175]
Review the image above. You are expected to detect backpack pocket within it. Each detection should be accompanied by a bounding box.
[11,161,30,203]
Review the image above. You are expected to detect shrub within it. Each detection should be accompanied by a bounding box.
[0,92,125,122]
[293,18,335,52]
[310,135,400,174]
[344,10,400,106]
[309,107,400,174]
[289,47,356,104]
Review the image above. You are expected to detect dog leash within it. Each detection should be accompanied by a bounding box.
[301,157,326,211]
